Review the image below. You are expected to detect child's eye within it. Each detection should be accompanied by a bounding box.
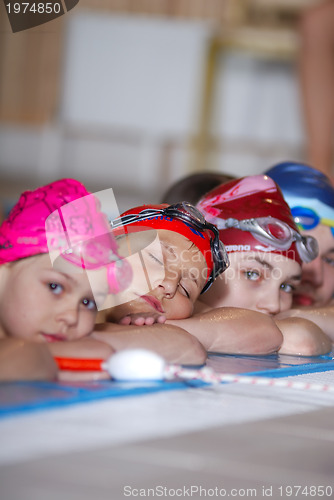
[49,283,63,295]
[280,283,295,294]
[82,298,97,311]
[244,270,260,281]
[323,256,334,267]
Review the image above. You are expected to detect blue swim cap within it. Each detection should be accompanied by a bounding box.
[265,162,334,235]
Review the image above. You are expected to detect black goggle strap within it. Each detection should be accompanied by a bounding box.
[167,214,228,283]
[162,207,229,288]
[115,207,220,256]
[166,202,206,223]
[113,208,228,289]
[112,209,164,228]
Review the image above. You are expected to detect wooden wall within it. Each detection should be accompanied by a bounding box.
[0,0,234,125]
[0,2,64,124]
[78,0,231,21]
[1,0,306,125]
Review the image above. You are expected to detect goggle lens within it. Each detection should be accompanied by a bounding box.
[266,222,290,240]
[291,206,320,230]
[167,202,206,225]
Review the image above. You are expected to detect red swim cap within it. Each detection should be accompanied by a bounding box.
[114,203,215,284]
[197,175,304,264]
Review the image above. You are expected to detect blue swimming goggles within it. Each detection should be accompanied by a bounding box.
[112,202,229,293]
[291,206,334,237]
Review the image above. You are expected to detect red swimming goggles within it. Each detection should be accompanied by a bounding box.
[216,216,318,263]
[112,202,229,293]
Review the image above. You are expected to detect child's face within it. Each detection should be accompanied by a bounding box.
[0,254,101,342]
[294,225,334,307]
[104,230,207,321]
[200,251,301,315]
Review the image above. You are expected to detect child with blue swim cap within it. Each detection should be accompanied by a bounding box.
[265,162,334,235]
[265,161,334,343]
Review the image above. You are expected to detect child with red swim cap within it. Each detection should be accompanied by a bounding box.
[196,175,332,356]
[97,201,228,325]
[0,178,132,381]
[95,202,285,357]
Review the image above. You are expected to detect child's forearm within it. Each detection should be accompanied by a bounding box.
[276,317,332,356]
[275,305,334,341]
[92,323,207,365]
[0,339,58,381]
[167,307,283,355]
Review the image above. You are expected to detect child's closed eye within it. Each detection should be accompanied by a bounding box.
[178,283,190,298]
[147,251,163,266]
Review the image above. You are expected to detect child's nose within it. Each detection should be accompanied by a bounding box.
[256,291,281,316]
[301,256,324,287]
[158,274,179,299]
[56,305,79,330]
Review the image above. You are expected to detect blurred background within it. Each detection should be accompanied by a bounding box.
[0,0,319,215]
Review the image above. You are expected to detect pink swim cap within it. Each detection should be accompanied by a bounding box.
[0,178,131,293]
[197,175,318,265]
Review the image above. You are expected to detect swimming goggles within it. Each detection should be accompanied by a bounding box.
[216,216,318,263]
[112,202,229,293]
[291,206,334,237]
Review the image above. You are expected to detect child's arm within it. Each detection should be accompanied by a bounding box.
[275,317,332,356]
[47,336,114,359]
[91,322,207,365]
[275,305,334,342]
[0,338,58,381]
[166,307,283,355]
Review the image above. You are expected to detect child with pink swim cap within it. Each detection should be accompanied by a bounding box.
[0,178,133,381]
[0,182,227,379]
[196,175,332,356]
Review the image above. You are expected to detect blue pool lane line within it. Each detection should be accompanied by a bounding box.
[0,352,333,418]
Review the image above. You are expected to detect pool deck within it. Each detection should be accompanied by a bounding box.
[1,366,334,500]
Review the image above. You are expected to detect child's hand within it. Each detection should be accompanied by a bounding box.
[118,313,166,326]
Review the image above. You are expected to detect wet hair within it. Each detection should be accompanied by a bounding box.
[161,172,236,206]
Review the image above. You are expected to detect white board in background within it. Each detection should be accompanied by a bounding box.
[214,52,304,146]
[60,12,213,138]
